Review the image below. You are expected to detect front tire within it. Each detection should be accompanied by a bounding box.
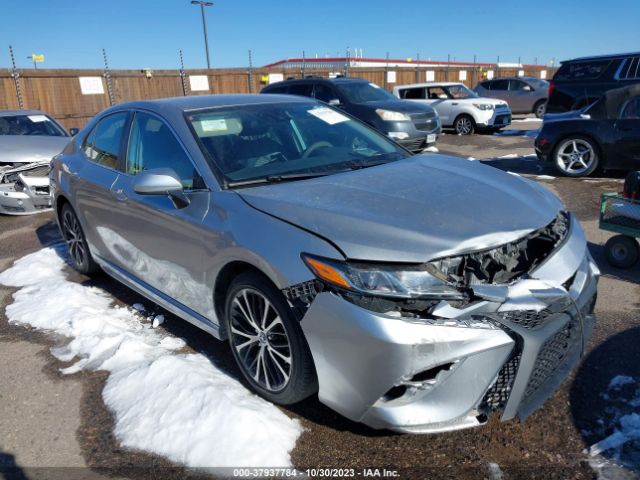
[552,136,600,177]
[60,203,98,275]
[225,272,317,405]
[605,235,639,269]
[454,114,476,135]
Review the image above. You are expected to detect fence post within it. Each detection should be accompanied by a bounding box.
[9,45,24,109]
[496,55,500,79]
[102,48,115,106]
[384,51,389,88]
[415,52,420,83]
[472,54,477,86]
[179,50,188,96]
[247,49,254,93]
[446,53,450,81]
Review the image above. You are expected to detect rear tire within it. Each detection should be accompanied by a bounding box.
[225,272,318,405]
[453,114,476,135]
[60,203,99,275]
[605,235,639,269]
[534,100,547,119]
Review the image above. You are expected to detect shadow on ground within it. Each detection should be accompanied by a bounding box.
[588,241,640,285]
[570,325,640,474]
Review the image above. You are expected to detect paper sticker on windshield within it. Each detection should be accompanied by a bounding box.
[200,119,228,132]
[27,115,48,123]
[308,107,349,125]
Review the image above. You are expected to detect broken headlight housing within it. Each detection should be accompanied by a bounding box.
[301,254,464,300]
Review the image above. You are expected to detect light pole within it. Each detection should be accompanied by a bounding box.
[191,1,213,69]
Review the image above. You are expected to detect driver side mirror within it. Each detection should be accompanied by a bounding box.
[133,168,190,208]
[328,98,343,107]
[438,94,448,100]
[69,128,80,136]
[522,85,532,92]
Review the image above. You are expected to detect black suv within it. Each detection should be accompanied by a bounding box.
[261,77,441,152]
[547,52,640,113]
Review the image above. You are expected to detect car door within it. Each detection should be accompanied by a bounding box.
[425,86,453,124]
[615,96,640,166]
[107,110,214,318]
[508,79,533,113]
[72,111,130,263]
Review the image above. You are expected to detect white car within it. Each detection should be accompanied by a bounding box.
[393,82,512,135]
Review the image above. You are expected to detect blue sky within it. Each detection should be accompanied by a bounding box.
[1,0,638,69]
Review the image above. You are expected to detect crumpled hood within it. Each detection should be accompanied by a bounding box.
[0,136,69,164]
[238,155,564,263]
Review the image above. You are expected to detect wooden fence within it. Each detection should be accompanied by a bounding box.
[0,65,555,130]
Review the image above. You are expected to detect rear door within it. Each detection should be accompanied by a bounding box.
[508,79,532,113]
[108,110,214,318]
[425,86,453,123]
[73,111,130,262]
[615,96,640,166]
[488,79,510,103]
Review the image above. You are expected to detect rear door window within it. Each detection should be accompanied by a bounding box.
[555,60,611,80]
[400,87,426,99]
[491,80,509,90]
[480,81,493,90]
[287,84,313,97]
[313,84,338,103]
[82,112,128,169]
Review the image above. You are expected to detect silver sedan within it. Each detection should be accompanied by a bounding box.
[50,94,598,433]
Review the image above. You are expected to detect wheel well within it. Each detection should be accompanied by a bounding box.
[533,98,547,110]
[454,113,475,124]
[55,195,70,220]
[213,261,276,335]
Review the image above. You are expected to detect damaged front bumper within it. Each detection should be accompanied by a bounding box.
[0,161,52,215]
[299,215,598,433]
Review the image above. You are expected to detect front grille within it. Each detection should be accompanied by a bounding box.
[1,205,25,213]
[409,112,436,121]
[495,115,511,124]
[413,120,437,131]
[482,351,521,411]
[523,315,582,400]
[499,309,553,329]
[403,137,426,152]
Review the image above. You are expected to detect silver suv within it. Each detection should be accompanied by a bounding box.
[474,77,549,118]
[50,94,598,433]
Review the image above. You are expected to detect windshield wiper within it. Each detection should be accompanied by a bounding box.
[226,172,329,188]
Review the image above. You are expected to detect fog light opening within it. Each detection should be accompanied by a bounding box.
[410,362,455,383]
[382,385,407,402]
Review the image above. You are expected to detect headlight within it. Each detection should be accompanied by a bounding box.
[472,103,494,111]
[302,254,464,300]
[375,109,411,121]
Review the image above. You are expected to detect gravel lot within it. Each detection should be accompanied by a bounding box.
[1,117,639,480]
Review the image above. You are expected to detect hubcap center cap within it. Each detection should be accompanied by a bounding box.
[258,331,268,346]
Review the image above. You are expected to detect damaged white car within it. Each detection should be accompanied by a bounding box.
[0,110,72,215]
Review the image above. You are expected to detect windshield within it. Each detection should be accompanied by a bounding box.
[444,84,477,99]
[336,82,396,103]
[0,114,67,136]
[188,102,409,186]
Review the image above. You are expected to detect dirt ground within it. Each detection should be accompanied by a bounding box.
[1,118,639,480]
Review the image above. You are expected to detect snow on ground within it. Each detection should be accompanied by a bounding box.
[0,245,303,468]
[511,118,543,123]
[423,146,439,153]
[536,175,556,180]
[587,374,640,475]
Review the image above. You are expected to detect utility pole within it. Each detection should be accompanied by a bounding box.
[9,46,24,109]
[191,1,213,69]
[179,50,187,96]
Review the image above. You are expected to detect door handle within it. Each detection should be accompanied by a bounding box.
[113,188,128,202]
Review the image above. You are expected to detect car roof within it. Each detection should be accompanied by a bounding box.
[394,82,463,89]
[266,76,369,86]
[0,110,48,117]
[103,93,316,116]
[563,52,640,63]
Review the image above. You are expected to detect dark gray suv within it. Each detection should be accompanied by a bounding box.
[262,77,441,152]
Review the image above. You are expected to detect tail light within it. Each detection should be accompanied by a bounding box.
[548,81,555,97]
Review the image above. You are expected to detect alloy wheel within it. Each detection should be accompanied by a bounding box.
[455,116,473,135]
[535,102,546,118]
[229,288,292,392]
[555,138,597,175]
[62,208,87,268]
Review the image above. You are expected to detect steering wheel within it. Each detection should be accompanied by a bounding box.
[302,141,333,158]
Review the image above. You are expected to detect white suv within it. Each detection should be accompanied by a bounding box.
[393,82,512,135]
